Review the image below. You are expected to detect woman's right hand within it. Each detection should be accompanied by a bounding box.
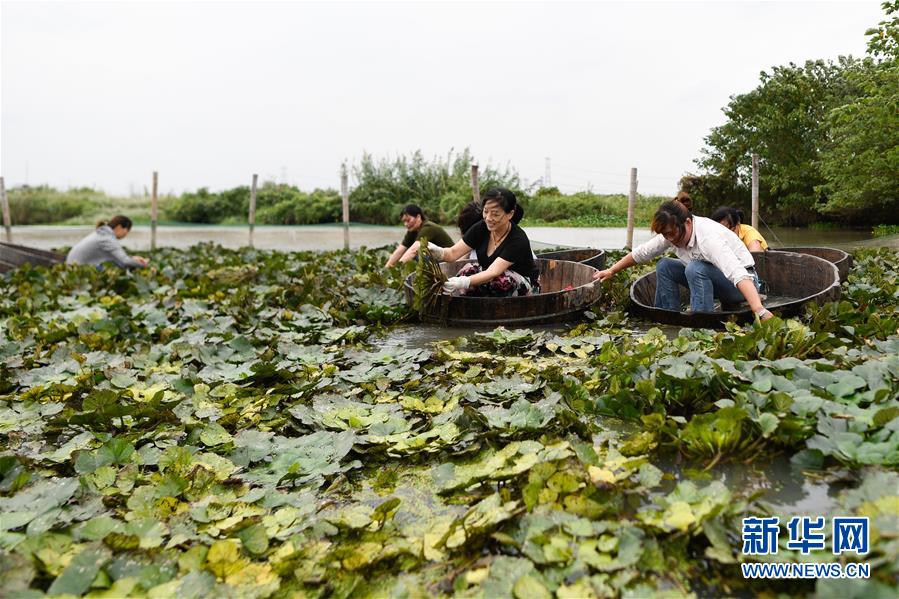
[593,269,614,282]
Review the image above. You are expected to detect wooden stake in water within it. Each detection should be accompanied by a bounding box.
[151,171,158,251]
[341,163,349,250]
[471,163,480,204]
[626,167,638,249]
[0,177,11,243]
[249,174,258,248]
[751,153,760,230]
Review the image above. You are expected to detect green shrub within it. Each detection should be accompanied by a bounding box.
[873,224,899,237]
[6,185,99,224]
[349,148,523,225]
[166,187,245,223]
[165,183,343,225]
[521,189,667,226]
[256,188,342,225]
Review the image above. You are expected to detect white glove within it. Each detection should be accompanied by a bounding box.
[442,275,471,295]
[427,242,445,261]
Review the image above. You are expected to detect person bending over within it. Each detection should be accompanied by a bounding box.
[385,204,454,267]
[428,188,539,297]
[711,206,768,251]
[66,215,149,269]
[593,201,773,320]
[456,200,482,260]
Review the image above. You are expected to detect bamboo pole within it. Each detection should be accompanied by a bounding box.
[151,171,158,250]
[626,168,638,249]
[751,154,759,230]
[341,163,349,250]
[249,174,258,248]
[470,163,480,204]
[1,177,11,243]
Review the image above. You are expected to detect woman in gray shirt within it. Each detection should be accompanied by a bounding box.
[66,215,149,269]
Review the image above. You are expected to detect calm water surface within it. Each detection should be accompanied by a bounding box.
[11,224,896,252]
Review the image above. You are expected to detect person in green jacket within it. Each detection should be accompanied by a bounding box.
[385,204,454,267]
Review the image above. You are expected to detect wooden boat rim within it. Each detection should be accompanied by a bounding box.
[770,246,850,258]
[403,258,601,302]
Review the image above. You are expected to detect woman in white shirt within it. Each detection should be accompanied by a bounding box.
[594,201,773,320]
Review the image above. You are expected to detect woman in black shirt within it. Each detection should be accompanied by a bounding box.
[428,188,539,296]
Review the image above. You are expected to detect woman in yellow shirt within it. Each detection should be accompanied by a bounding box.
[711,206,768,251]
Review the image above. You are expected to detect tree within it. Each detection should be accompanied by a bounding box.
[816,1,899,223]
[349,149,522,225]
[697,58,861,225]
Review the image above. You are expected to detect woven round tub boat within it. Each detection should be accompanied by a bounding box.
[0,242,65,273]
[404,258,602,327]
[535,248,606,270]
[770,246,853,281]
[629,251,841,328]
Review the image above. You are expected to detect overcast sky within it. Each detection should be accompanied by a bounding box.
[0,0,885,197]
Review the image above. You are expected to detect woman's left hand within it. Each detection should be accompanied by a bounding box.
[442,276,471,294]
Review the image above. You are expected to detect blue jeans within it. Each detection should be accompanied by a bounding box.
[654,258,759,312]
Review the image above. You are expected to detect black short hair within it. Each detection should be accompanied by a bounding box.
[482,188,525,224]
[98,215,133,230]
[400,204,425,219]
[710,206,743,229]
[457,201,482,234]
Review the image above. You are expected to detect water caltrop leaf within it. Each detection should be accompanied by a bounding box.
[47,544,112,596]
[236,523,269,555]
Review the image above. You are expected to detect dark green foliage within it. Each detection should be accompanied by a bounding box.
[817,6,899,221]
[696,58,861,225]
[166,183,342,225]
[411,238,446,317]
[520,189,667,227]
[693,3,899,226]
[165,186,240,223]
[6,185,101,224]
[349,148,523,225]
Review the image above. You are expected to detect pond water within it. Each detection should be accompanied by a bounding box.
[10,223,897,252]
[377,324,839,516]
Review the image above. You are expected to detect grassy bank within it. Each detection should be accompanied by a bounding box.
[6,186,177,226]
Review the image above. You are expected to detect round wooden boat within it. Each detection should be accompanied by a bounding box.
[770,246,852,281]
[629,251,840,328]
[0,242,65,273]
[535,248,606,270]
[404,258,602,326]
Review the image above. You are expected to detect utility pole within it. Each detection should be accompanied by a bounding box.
[751,154,760,230]
[341,163,350,250]
[248,174,258,248]
[626,168,638,249]
[1,177,11,243]
[151,171,158,250]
